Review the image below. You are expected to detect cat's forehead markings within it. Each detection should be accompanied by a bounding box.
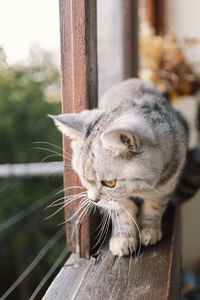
[85,114,105,138]
[80,100,160,175]
[81,149,99,182]
[80,104,134,180]
[82,105,130,153]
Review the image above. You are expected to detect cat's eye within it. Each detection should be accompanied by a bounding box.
[102,180,116,188]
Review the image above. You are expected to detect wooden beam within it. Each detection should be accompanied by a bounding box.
[59,0,98,258]
[145,0,166,35]
[122,0,139,79]
[43,207,181,300]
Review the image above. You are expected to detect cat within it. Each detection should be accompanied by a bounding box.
[49,78,190,257]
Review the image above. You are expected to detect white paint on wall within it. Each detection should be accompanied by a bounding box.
[166,0,200,39]
[166,0,200,269]
[97,0,123,97]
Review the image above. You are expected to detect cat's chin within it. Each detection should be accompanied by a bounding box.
[95,200,122,211]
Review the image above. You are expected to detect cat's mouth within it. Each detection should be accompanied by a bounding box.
[91,199,121,211]
[89,197,100,203]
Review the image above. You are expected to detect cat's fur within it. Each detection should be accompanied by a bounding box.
[50,78,189,256]
[171,145,200,204]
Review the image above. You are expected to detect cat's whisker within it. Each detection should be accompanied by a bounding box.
[110,208,114,247]
[96,213,109,238]
[49,161,73,168]
[71,200,93,242]
[92,211,110,250]
[112,204,122,277]
[104,209,112,237]
[56,198,89,227]
[40,153,62,163]
[119,213,135,280]
[43,159,72,169]
[55,186,84,196]
[114,206,123,255]
[77,201,93,225]
[62,193,88,208]
[142,182,162,195]
[46,192,87,209]
[33,141,73,161]
[65,191,87,199]
[98,212,111,250]
[92,215,108,249]
[95,211,108,232]
[33,141,68,155]
[59,191,87,202]
[34,146,63,158]
[121,212,137,266]
[120,204,142,260]
[65,198,90,223]
[36,149,68,163]
[50,189,86,207]
[60,198,89,225]
[119,213,137,259]
[34,146,72,162]
[45,206,65,220]
[46,195,88,219]
[47,192,88,209]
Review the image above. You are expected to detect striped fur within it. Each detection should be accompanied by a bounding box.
[171,145,200,204]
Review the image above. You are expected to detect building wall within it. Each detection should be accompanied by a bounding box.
[166,0,200,39]
[97,0,200,268]
[166,0,200,269]
[97,0,123,97]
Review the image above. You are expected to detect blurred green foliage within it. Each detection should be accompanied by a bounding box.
[0,48,67,300]
[0,47,61,163]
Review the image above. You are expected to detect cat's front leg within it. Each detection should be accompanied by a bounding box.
[139,197,167,246]
[109,200,138,256]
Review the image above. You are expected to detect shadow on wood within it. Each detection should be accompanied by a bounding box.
[43,207,181,300]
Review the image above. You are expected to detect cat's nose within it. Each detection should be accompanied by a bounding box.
[90,198,100,203]
[87,190,100,203]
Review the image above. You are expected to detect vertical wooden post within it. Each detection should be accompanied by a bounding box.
[145,0,165,35]
[59,0,98,258]
[122,0,139,79]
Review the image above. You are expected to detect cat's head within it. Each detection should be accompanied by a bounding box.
[50,110,163,210]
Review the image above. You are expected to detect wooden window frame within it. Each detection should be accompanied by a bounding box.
[143,0,166,35]
[59,0,139,258]
[43,1,182,298]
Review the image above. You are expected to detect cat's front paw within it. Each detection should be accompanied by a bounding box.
[141,228,162,246]
[109,235,138,256]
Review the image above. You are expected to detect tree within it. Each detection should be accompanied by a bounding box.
[0,48,67,300]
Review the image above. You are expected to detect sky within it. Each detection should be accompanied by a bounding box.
[0,0,60,65]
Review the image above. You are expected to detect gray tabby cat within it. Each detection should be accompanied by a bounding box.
[49,78,188,256]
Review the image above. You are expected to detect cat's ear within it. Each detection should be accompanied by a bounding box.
[49,113,83,139]
[49,109,103,140]
[101,124,139,154]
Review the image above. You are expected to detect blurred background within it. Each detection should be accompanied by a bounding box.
[0,1,66,300]
[0,0,200,299]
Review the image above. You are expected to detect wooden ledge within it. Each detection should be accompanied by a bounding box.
[43,207,181,300]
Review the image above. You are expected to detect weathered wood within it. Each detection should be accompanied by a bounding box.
[43,207,181,300]
[59,0,98,258]
[122,0,139,79]
[168,208,181,299]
